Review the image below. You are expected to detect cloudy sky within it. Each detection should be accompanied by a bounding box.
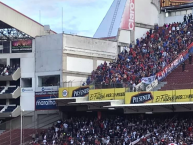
[0,0,114,37]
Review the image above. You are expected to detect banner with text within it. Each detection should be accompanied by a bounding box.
[170,0,193,2]
[89,88,125,101]
[125,89,193,104]
[120,0,135,30]
[35,91,58,110]
[141,75,156,84]
[59,86,89,98]
[156,43,193,81]
[12,40,32,53]
[146,80,158,91]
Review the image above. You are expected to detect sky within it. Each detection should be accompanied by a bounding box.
[0,0,114,37]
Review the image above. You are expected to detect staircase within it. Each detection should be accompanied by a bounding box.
[160,59,193,90]
[151,82,167,91]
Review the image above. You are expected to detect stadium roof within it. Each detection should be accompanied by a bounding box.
[104,102,193,113]
[93,0,127,38]
[0,1,56,39]
[42,97,124,108]
[42,96,193,113]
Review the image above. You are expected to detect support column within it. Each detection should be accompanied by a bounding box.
[93,57,97,70]
[7,58,10,66]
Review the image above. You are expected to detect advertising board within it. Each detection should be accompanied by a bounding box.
[89,88,125,101]
[35,91,58,110]
[125,89,193,104]
[59,86,89,98]
[12,40,32,53]
[120,0,135,31]
[170,0,193,2]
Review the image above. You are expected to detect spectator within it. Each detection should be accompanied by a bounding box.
[89,16,193,90]
[189,54,192,64]
[182,61,185,72]
[29,113,193,145]
[0,64,19,76]
[184,14,187,23]
[190,13,193,21]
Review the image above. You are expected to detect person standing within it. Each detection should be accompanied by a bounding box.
[184,14,187,23]
[182,61,185,72]
[189,54,192,64]
[190,13,192,21]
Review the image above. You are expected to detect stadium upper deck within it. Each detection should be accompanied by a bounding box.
[0,1,56,39]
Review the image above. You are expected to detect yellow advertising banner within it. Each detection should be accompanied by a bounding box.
[125,89,193,104]
[170,0,193,3]
[89,88,125,101]
[59,86,89,98]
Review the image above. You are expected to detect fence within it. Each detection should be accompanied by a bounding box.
[61,81,145,92]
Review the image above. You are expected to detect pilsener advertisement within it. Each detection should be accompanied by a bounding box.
[125,89,193,104]
[59,86,89,98]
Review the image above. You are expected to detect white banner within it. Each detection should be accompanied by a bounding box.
[141,75,156,84]
[146,79,158,91]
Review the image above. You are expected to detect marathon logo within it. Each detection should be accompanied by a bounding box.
[130,92,153,104]
[36,100,56,106]
[72,87,89,97]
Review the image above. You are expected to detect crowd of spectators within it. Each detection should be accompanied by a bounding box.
[0,64,19,76]
[88,14,193,89]
[29,113,193,145]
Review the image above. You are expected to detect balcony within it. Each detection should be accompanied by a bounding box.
[0,87,21,99]
[0,68,21,81]
[0,105,21,118]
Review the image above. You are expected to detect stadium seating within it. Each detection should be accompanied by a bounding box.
[3,106,17,112]
[161,59,193,90]
[89,20,193,90]
[3,87,17,94]
[0,64,19,76]
[0,106,4,111]
[27,113,193,145]
[0,87,4,93]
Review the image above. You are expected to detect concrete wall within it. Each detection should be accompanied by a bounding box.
[135,27,149,41]
[0,40,35,111]
[20,40,35,111]
[159,9,193,26]
[35,34,63,90]
[1,110,60,130]
[35,34,63,73]
[62,34,117,86]
[63,34,117,59]
[135,0,159,26]
[67,56,93,73]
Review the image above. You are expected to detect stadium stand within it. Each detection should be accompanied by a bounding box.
[89,16,193,91]
[3,87,17,94]
[0,64,19,76]
[0,87,4,93]
[3,106,17,112]
[27,113,193,145]
[160,58,193,90]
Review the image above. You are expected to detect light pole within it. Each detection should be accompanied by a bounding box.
[20,109,24,145]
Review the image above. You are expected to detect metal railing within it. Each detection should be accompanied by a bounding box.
[61,81,145,92]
